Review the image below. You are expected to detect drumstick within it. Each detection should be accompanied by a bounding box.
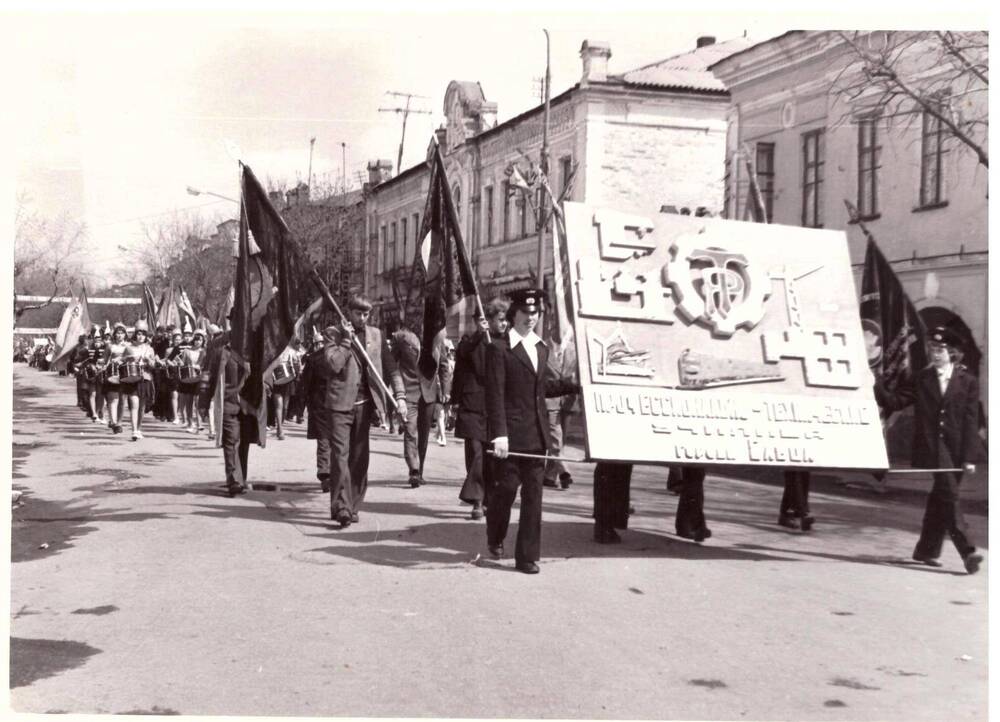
[487,450,587,463]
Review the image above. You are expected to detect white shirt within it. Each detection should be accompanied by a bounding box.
[508,327,542,372]
[937,362,953,394]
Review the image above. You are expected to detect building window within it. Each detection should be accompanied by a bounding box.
[413,213,420,253]
[390,222,398,270]
[400,217,408,267]
[919,104,948,208]
[517,193,527,238]
[560,155,573,198]
[471,199,481,253]
[485,186,494,246]
[754,142,775,222]
[452,184,462,222]
[502,180,511,241]
[379,225,388,274]
[857,118,880,218]
[801,130,824,228]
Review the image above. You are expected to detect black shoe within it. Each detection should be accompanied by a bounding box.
[913,554,943,567]
[543,478,563,490]
[470,506,483,520]
[777,514,800,530]
[335,510,352,528]
[516,561,540,574]
[800,515,815,532]
[963,552,984,575]
[409,473,422,489]
[559,472,573,487]
[693,527,712,542]
[350,512,359,523]
[487,544,504,560]
[227,484,246,498]
[318,473,330,493]
[594,526,621,544]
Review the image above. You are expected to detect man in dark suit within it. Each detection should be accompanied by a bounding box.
[453,298,509,520]
[320,295,406,528]
[485,289,578,574]
[875,326,986,574]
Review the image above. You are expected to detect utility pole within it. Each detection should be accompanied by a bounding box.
[535,29,551,292]
[532,77,547,103]
[341,142,347,195]
[307,137,316,199]
[379,91,431,174]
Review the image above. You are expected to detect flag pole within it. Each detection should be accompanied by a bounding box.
[433,143,490,343]
[309,270,402,414]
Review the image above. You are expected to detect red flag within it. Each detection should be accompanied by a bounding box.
[860,237,927,398]
[416,143,479,379]
[233,163,311,444]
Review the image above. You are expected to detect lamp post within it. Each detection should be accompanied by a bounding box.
[186,186,239,204]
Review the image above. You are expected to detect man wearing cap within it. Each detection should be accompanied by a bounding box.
[453,298,509,520]
[485,288,579,574]
[321,295,406,528]
[875,326,986,574]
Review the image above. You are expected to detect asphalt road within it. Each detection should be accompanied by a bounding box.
[8,364,989,719]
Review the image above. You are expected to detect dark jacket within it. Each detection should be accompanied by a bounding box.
[485,332,579,452]
[876,364,986,468]
[320,325,405,416]
[452,331,488,440]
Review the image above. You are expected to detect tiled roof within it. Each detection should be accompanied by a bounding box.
[619,37,755,92]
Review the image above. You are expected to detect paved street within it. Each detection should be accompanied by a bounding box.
[9,364,988,720]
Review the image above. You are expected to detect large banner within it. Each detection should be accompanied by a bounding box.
[564,202,887,470]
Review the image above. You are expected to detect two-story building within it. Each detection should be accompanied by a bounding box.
[711,31,988,458]
[362,34,753,329]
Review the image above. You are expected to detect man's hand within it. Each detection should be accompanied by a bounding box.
[478,318,489,332]
[963,463,976,474]
[396,399,408,417]
[340,317,355,338]
[493,437,509,459]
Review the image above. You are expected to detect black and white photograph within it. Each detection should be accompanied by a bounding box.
[4,5,990,720]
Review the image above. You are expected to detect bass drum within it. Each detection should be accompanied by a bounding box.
[119,361,143,384]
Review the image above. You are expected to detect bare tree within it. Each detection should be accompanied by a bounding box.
[832,30,988,168]
[14,192,87,321]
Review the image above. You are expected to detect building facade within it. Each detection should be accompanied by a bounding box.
[711,30,988,457]
[362,35,752,329]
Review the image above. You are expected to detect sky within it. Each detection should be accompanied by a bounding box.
[3,4,991,288]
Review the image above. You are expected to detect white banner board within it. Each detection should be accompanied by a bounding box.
[564,202,888,470]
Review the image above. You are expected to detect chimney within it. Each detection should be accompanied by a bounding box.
[579,39,612,87]
[696,35,716,48]
[367,159,394,185]
[268,190,285,208]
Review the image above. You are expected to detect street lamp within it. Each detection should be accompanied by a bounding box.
[186,186,239,204]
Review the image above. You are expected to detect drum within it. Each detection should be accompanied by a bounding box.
[166,364,181,381]
[272,361,296,386]
[82,364,98,381]
[103,361,121,384]
[179,365,201,384]
[120,361,143,383]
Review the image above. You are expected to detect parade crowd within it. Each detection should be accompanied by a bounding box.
[39,292,986,577]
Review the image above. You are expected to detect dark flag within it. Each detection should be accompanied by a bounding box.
[233,163,309,445]
[141,282,158,326]
[416,143,479,378]
[860,237,927,397]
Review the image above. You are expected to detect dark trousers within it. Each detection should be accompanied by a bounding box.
[487,455,545,563]
[594,461,632,529]
[914,443,975,560]
[459,438,492,507]
[222,411,254,488]
[309,406,333,478]
[780,470,811,518]
[329,400,373,515]
[675,467,708,536]
[594,462,632,530]
[402,397,436,476]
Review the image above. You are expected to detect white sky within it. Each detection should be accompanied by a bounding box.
[3,3,991,287]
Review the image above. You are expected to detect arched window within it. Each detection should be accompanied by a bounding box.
[452,184,462,221]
